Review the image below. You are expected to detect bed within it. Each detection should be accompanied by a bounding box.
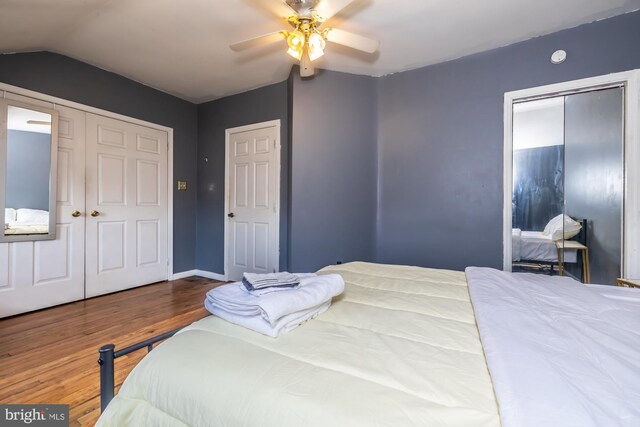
[96,262,640,427]
[512,215,586,275]
[512,229,577,263]
[4,207,49,235]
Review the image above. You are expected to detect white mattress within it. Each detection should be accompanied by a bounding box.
[512,229,577,263]
[97,262,500,427]
[466,267,640,427]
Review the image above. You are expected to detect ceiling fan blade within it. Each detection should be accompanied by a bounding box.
[230,31,287,51]
[276,0,299,17]
[325,28,378,53]
[315,0,354,21]
[248,0,297,18]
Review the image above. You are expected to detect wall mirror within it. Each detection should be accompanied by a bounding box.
[0,99,59,242]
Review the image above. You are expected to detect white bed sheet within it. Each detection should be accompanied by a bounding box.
[512,228,576,263]
[97,262,500,427]
[466,267,640,427]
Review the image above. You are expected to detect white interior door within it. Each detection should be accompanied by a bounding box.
[0,103,86,317]
[85,113,168,297]
[226,122,280,281]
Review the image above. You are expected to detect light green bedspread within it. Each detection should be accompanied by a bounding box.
[97,262,499,427]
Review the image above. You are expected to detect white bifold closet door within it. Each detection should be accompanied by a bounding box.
[0,104,168,317]
[85,113,168,297]
[0,103,86,317]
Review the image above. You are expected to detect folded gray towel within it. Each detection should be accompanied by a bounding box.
[243,272,299,289]
[242,278,298,292]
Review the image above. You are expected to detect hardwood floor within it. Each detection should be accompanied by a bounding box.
[0,276,224,426]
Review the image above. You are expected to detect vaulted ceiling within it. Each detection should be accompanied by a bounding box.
[1,0,639,103]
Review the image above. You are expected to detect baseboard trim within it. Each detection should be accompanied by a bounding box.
[171,269,227,281]
[194,270,227,281]
[170,270,197,280]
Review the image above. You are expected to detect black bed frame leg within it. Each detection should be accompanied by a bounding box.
[98,344,116,412]
[96,327,183,416]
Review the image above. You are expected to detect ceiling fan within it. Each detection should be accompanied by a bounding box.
[230,0,379,77]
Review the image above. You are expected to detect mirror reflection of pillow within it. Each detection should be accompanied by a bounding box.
[543,214,582,241]
[543,214,563,235]
[16,208,49,225]
[5,208,17,224]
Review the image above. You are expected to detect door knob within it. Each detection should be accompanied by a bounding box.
[227,212,235,218]
[71,210,81,218]
[91,210,100,217]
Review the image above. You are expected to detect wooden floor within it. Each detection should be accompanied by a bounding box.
[0,276,224,426]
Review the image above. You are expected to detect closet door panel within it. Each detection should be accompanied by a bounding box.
[564,88,624,284]
[52,105,86,300]
[0,105,86,317]
[85,114,168,297]
[0,243,8,289]
[34,224,72,284]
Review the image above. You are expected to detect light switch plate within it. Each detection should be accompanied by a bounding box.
[177,180,187,191]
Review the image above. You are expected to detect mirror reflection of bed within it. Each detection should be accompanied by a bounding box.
[3,105,52,236]
[511,88,623,285]
[4,208,50,235]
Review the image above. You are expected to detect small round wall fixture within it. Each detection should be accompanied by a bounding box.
[551,50,567,64]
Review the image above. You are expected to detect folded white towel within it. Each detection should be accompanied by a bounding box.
[205,273,344,329]
[205,299,331,337]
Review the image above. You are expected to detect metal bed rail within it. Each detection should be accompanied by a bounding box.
[97,327,182,412]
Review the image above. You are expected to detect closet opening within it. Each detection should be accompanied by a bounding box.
[502,70,640,283]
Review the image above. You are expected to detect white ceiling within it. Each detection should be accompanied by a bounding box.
[0,0,639,103]
[8,106,52,134]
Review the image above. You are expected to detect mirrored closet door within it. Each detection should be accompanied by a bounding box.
[511,87,624,285]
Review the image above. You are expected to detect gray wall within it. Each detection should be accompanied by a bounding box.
[0,52,198,272]
[196,81,289,273]
[2,8,639,276]
[375,10,640,270]
[289,69,377,271]
[6,130,50,211]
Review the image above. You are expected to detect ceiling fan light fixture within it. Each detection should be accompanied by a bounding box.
[286,29,306,60]
[308,47,324,61]
[287,30,306,50]
[229,0,379,79]
[287,46,304,60]
[307,32,326,61]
